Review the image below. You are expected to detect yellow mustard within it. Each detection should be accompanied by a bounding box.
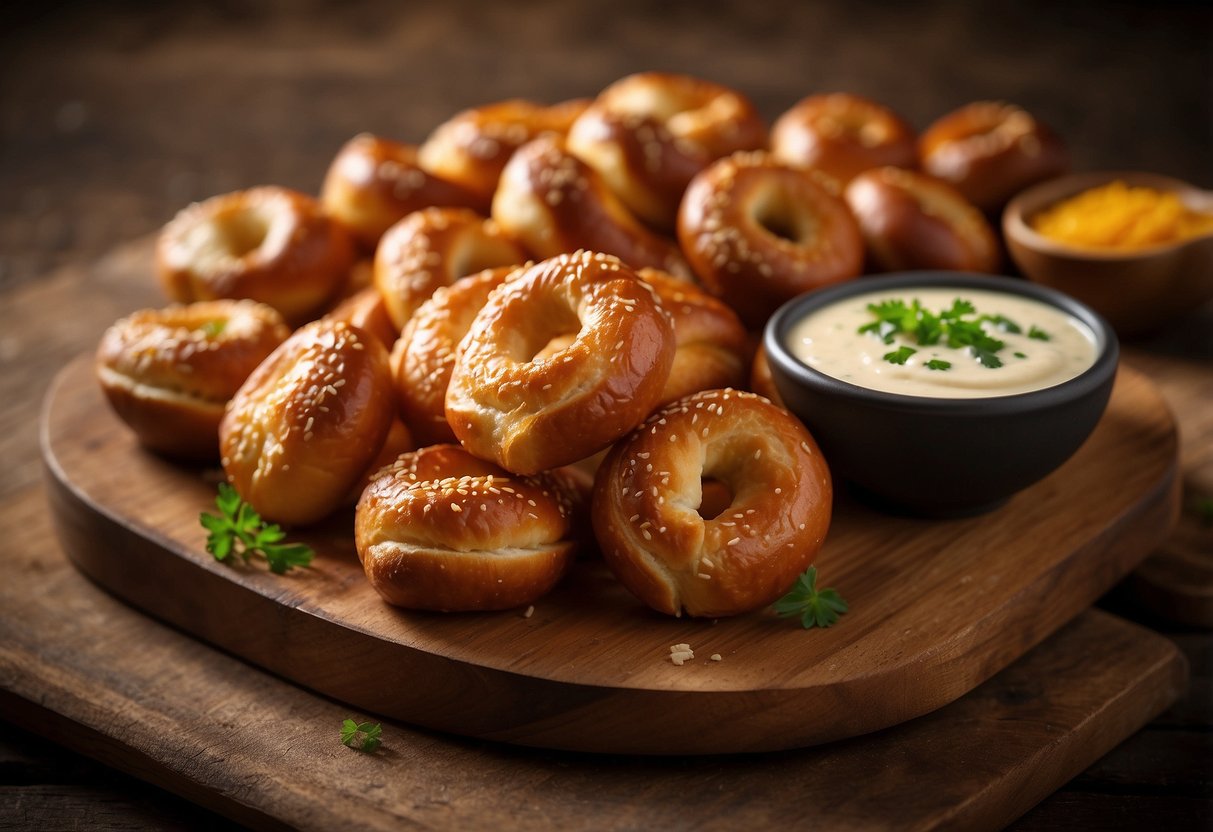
[1031,180,1213,250]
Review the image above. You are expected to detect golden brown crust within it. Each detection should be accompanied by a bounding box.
[446,251,676,474]
[491,134,691,277]
[390,265,520,446]
[677,151,864,329]
[567,72,767,230]
[220,319,395,525]
[156,187,355,326]
[636,268,751,404]
[320,133,487,249]
[919,101,1068,212]
[354,445,578,611]
[592,389,832,618]
[373,207,526,330]
[418,98,591,203]
[323,286,399,349]
[771,93,917,186]
[747,346,786,409]
[96,300,290,461]
[844,167,1000,273]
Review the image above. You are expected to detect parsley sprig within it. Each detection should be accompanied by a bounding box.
[200,483,314,574]
[773,566,848,629]
[341,719,382,752]
[859,298,1051,370]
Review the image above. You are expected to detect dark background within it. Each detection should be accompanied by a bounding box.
[1,0,1210,294]
[1,0,1210,828]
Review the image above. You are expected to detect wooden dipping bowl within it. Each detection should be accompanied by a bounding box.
[1003,171,1213,336]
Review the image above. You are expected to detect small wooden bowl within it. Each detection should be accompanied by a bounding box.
[1003,171,1213,336]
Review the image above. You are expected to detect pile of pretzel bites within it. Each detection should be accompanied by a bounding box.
[95,72,1068,618]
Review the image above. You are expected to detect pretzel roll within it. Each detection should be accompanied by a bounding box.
[390,265,521,446]
[355,444,578,611]
[636,268,751,404]
[678,152,864,328]
[324,286,398,349]
[446,251,676,474]
[96,300,290,461]
[567,72,767,230]
[344,417,417,505]
[220,319,395,525]
[845,167,999,273]
[492,135,691,277]
[374,207,526,330]
[593,389,832,618]
[418,98,592,203]
[320,134,487,249]
[771,93,917,186]
[748,346,786,409]
[156,187,355,326]
[919,101,1068,212]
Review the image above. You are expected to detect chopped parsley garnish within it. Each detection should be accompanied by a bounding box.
[341,719,382,752]
[200,483,314,574]
[883,346,917,365]
[859,297,1052,370]
[773,566,848,629]
[199,319,227,338]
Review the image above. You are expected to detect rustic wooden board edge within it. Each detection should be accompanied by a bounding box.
[0,604,1188,832]
[40,355,1183,755]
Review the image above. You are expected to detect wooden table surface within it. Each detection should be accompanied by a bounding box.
[1,0,1210,829]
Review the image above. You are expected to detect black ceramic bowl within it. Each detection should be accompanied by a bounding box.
[763,272,1119,516]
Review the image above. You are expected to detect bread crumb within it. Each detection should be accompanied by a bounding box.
[669,643,694,666]
[523,605,535,619]
[710,653,722,662]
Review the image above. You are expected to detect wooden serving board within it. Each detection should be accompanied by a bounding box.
[42,353,1180,755]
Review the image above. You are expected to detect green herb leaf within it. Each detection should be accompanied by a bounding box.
[341,719,382,752]
[925,359,952,371]
[982,313,1023,334]
[972,348,1004,369]
[773,566,848,629]
[199,483,314,574]
[1028,325,1052,341]
[198,319,227,338]
[882,345,917,365]
[1014,351,1027,359]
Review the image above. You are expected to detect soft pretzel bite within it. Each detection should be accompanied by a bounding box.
[844,167,999,273]
[156,187,355,326]
[418,98,591,203]
[446,251,676,475]
[919,101,1068,212]
[355,444,579,611]
[593,389,832,618]
[748,346,786,409]
[96,300,290,461]
[220,319,395,525]
[324,286,398,349]
[771,93,917,186]
[390,265,521,446]
[373,207,525,330]
[320,133,486,249]
[491,135,691,277]
[636,268,751,404]
[677,151,864,329]
[567,72,767,230]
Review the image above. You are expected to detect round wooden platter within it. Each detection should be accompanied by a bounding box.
[41,354,1179,755]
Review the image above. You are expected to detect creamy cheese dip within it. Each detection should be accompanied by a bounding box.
[786,287,1099,398]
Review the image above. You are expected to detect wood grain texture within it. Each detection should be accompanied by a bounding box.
[0,501,1187,832]
[42,340,1179,754]
[0,239,1203,830]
